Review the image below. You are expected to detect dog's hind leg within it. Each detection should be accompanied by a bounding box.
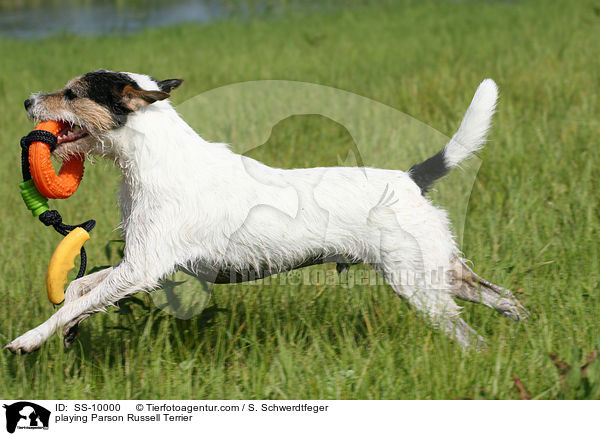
[450,258,529,321]
[375,248,485,349]
[368,212,484,348]
[386,276,485,349]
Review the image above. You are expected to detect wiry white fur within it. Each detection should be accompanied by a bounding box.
[443,79,498,168]
[6,76,502,353]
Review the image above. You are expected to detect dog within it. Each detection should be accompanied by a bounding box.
[5,70,528,353]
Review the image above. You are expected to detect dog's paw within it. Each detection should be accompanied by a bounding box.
[63,324,80,348]
[448,318,487,351]
[495,297,530,321]
[4,329,45,354]
[62,313,91,348]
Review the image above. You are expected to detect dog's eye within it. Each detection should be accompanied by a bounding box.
[64,89,77,100]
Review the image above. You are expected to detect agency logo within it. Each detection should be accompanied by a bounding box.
[2,402,50,434]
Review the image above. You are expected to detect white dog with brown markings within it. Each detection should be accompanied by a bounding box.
[6,70,527,353]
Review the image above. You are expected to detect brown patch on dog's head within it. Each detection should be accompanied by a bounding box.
[24,70,184,158]
[121,84,169,111]
[25,70,184,132]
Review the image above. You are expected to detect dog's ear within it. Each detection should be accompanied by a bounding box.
[157,79,184,93]
[121,84,169,111]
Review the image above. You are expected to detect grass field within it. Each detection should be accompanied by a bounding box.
[0,0,599,399]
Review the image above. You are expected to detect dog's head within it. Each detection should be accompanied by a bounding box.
[24,70,183,159]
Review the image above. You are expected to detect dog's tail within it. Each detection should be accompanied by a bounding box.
[408,79,498,193]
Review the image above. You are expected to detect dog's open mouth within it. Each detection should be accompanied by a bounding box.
[56,122,88,145]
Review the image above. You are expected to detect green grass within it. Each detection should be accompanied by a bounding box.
[1,0,599,399]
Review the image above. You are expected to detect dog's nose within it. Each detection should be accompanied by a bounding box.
[24,98,33,111]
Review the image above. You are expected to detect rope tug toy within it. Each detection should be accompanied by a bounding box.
[19,120,95,304]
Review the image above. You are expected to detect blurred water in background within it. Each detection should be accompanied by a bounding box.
[0,0,325,39]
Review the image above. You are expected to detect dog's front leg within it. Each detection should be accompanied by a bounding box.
[5,261,162,354]
[64,266,115,304]
[60,266,117,346]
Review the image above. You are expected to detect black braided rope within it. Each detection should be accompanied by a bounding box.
[38,210,96,280]
[20,130,59,180]
[21,130,58,151]
[20,129,96,282]
[20,141,31,181]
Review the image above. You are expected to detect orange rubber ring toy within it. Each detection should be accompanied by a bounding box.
[28,120,85,199]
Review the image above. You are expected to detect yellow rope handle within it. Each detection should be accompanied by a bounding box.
[46,227,90,304]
